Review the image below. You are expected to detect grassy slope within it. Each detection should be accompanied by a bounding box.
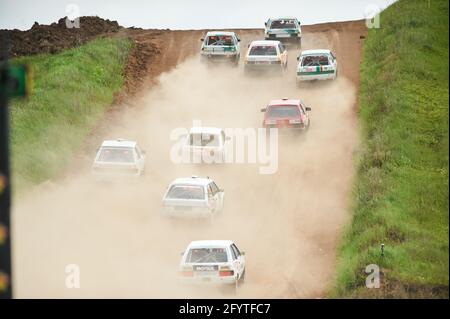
[331,0,449,298]
[10,37,131,191]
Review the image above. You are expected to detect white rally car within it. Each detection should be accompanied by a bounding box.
[162,176,225,220]
[179,240,246,289]
[92,139,146,180]
[200,31,241,64]
[265,17,302,46]
[296,49,338,82]
[244,40,288,73]
[182,127,229,163]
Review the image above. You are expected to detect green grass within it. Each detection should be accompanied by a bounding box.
[9,37,131,192]
[330,0,449,298]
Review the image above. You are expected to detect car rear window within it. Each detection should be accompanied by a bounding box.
[270,19,297,29]
[187,248,228,263]
[249,45,277,56]
[267,105,299,118]
[98,147,134,163]
[189,133,220,147]
[206,35,234,46]
[166,185,205,200]
[301,55,330,66]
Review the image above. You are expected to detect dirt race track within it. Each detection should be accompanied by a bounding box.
[13,21,367,298]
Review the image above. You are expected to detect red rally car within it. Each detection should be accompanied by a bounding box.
[261,98,311,132]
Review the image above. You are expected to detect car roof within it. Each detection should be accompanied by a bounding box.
[205,31,236,37]
[269,98,301,106]
[171,176,212,187]
[189,127,223,135]
[188,240,234,248]
[300,49,332,56]
[101,139,137,148]
[250,40,280,47]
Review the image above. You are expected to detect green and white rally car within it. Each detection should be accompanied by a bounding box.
[296,49,338,82]
[200,31,241,64]
[264,17,302,46]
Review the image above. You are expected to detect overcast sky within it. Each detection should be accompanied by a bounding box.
[1,0,396,30]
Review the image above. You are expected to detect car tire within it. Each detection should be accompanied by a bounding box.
[234,54,240,66]
[240,270,246,283]
[234,277,240,293]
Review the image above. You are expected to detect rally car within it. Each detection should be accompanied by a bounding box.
[244,40,288,74]
[261,98,311,132]
[162,176,225,220]
[179,240,246,290]
[200,31,241,65]
[182,127,229,163]
[296,49,338,82]
[91,139,146,180]
[265,17,302,46]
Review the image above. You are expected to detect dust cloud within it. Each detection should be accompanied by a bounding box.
[12,30,359,298]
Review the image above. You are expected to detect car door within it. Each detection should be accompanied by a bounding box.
[231,244,244,277]
[234,35,240,55]
[229,245,240,277]
[211,181,224,212]
[300,101,310,125]
[133,147,143,173]
[278,43,287,66]
[330,52,337,70]
[296,19,301,33]
[207,184,217,212]
[135,146,145,169]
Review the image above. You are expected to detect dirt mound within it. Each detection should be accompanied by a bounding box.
[119,37,162,99]
[0,16,121,58]
[0,16,166,104]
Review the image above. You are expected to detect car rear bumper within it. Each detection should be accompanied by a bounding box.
[265,33,301,40]
[181,275,237,285]
[201,54,239,64]
[163,207,213,218]
[92,171,141,181]
[183,148,225,164]
[201,52,238,58]
[264,126,307,134]
[297,71,336,81]
[244,63,284,73]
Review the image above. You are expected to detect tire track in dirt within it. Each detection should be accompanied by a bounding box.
[12,21,367,298]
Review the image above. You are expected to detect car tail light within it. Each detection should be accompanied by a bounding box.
[219,270,234,277]
[181,271,193,277]
[289,119,301,124]
[181,266,193,277]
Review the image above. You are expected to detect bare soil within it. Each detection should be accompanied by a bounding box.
[0,16,122,57]
[12,20,367,298]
